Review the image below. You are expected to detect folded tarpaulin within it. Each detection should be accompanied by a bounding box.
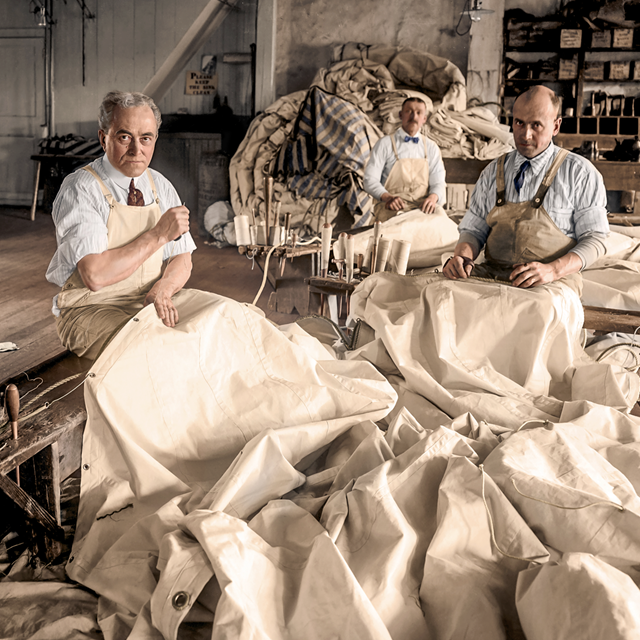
[66,289,397,638]
[274,86,379,221]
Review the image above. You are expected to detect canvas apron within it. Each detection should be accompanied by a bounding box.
[374,134,430,223]
[470,148,582,295]
[55,166,164,359]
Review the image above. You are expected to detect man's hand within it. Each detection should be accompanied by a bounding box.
[143,253,192,327]
[509,262,557,288]
[154,205,190,244]
[443,241,478,280]
[443,255,474,280]
[381,193,405,211]
[420,193,438,214]
[144,280,180,327]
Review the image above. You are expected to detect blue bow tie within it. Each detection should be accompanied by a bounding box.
[404,135,419,144]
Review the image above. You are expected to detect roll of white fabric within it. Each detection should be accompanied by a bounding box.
[362,236,374,271]
[389,239,411,275]
[257,221,268,245]
[346,235,355,283]
[321,223,332,275]
[375,237,391,273]
[334,232,347,261]
[269,225,282,246]
[234,215,251,246]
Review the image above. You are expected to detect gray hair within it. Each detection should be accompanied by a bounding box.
[98,91,162,132]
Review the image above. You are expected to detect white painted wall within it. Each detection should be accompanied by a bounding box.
[51,0,257,138]
[0,0,256,204]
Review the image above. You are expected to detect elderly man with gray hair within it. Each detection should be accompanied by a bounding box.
[46,90,195,360]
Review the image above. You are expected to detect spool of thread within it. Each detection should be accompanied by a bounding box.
[234,215,251,246]
[346,234,355,282]
[249,225,258,245]
[269,225,283,246]
[389,239,411,275]
[375,236,391,272]
[362,236,374,271]
[321,223,332,276]
[257,220,268,245]
[335,232,347,261]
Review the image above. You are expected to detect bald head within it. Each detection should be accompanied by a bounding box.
[512,86,562,159]
[513,86,561,118]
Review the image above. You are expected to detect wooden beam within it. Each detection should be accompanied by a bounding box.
[583,305,640,334]
[143,0,239,103]
[0,473,64,539]
[255,0,277,113]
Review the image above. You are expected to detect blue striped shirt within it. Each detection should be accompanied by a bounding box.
[46,155,196,290]
[459,143,609,253]
[364,128,446,204]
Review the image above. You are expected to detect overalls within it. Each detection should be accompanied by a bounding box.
[55,166,165,360]
[470,148,582,294]
[374,134,431,223]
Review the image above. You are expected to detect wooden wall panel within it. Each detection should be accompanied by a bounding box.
[50,0,256,137]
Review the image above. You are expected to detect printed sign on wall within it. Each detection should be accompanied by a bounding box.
[185,71,218,95]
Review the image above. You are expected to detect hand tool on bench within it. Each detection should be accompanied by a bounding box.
[5,384,20,486]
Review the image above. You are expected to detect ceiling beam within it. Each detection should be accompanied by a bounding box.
[144,0,240,103]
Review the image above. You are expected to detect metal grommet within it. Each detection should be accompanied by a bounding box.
[534,198,540,203]
[172,591,190,610]
[82,463,90,471]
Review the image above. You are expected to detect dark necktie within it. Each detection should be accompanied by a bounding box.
[514,160,530,193]
[127,179,144,206]
[404,135,419,144]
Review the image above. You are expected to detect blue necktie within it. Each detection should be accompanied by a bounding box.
[514,160,530,193]
[404,135,419,143]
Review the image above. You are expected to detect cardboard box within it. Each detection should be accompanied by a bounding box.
[558,55,579,79]
[613,28,634,48]
[584,61,605,81]
[591,30,611,48]
[560,29,582,48]
[609,61,631,80]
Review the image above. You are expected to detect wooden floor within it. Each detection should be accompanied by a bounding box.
[0,206,299,389]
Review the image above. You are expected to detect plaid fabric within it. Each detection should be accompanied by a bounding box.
[39,134,102,156]
[275,86,376,221]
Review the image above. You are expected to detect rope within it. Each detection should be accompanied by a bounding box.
[252,245,278,306]
[1,372,92,433]
[594,342,640,373]
[516,419,550,432]
[250,235,322,307]
[510,476,625,512]
[479,464,546,565]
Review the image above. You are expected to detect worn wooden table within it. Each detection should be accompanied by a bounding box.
[1,354,88,561]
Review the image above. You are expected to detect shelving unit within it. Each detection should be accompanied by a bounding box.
[501,11,640,151]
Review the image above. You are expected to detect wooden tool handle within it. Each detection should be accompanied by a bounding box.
[6,384,19,424]
[264,176,274,230]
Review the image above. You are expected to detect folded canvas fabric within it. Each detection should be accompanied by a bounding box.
[516,553,640,640]
[67,289,397,638]
[348,272,639,427]
[350,209,459,269]
[483,423,640,563]
[421,456,548,640]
